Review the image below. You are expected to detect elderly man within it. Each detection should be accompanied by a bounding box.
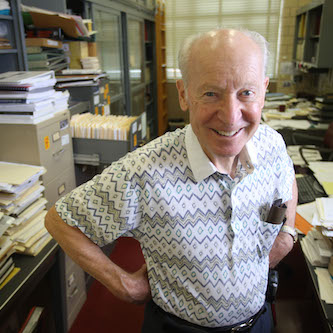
[45,28,297,332]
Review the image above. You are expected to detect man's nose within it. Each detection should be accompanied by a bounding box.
[216,94,241,126]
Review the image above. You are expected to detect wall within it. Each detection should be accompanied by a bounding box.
[166,81,189,125]
[278,0,333,96]
[166,0,333,123]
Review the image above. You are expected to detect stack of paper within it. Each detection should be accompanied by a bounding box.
[70,113,137,141]
[300,228,333,267]
[0,71,70,124]
[0,236,19,289]
[27,46,68,73]
[314,267,333,304]
[81,57,100,71]
[297,198,333,238]
[0,161,52,260]
[314,198,333,237]
[55,73,107,88]
[308,161,333,195]
[287,145,322,165]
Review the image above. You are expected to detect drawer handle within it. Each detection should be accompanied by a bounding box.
[69,287,79,299]
[53,149,65,159]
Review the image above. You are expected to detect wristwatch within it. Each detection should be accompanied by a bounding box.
[280,225,298,244]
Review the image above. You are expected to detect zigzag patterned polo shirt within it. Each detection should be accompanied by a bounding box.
[55,124,294,328]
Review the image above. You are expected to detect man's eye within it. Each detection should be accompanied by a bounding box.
[241,90,254,97]
[204,92,215,97]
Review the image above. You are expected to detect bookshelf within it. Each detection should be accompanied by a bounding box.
[144,19,157,139]
[0,0,28,73]
[155,0,168,136]
[293,0,333,70]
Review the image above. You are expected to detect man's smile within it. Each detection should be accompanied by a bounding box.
[211,128,242,137]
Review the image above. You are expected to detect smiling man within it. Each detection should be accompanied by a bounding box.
[45,28,297,333]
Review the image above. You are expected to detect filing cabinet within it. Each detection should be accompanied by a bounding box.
[0,110,76,208]
[56,77,112,116]
[64,254,87,330]
[0,111,86,330]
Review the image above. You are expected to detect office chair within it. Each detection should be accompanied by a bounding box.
[292,122,333,164]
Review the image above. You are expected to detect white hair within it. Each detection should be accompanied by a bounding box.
[178,27,270,86]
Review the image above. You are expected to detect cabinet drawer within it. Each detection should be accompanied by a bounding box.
[65,262,87,329]
[37,113,74,185]
[43,167,76,208]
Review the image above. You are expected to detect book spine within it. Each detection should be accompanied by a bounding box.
[0,99,28,103]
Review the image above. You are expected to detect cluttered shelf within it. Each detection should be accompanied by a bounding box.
[0,239,58,313]
[0,160,67,332]
[303,252,333,333]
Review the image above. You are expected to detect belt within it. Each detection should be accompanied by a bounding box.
[228,305,267,332]
[149,300,267,333]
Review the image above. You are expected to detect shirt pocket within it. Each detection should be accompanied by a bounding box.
[256,219,282,261]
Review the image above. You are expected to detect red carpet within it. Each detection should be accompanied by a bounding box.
[69,237,146,333]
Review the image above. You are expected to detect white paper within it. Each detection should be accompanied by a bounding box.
[297,202,316,224]
[315,267,333,304]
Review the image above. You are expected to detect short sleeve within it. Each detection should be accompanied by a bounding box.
[274,131,295,203]
[55,161,143,247]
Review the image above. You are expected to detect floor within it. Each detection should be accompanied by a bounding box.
[69,238,328,333]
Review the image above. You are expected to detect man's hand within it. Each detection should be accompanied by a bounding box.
[269,231,294,268]
[118,264,151,304]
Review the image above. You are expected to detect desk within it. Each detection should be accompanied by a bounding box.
[302,248,333,333]
[0,239,67,332]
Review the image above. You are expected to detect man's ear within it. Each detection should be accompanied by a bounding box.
[176,79,189,112]
[261,76,270,108]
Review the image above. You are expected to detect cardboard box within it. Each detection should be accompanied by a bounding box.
[88,42,97,57]
[25,38,63,49]
[68,41,88,69]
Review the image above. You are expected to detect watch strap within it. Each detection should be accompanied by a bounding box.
[280,225,298,243]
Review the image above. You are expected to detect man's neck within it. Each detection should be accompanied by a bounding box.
[213,155,239,179]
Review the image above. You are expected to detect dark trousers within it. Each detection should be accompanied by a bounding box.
[142,300,273,333]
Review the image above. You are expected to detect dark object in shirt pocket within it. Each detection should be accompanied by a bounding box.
[266,199,287,225]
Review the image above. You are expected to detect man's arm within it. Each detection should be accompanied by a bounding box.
[45,205,151,304]
[269,177,298,268]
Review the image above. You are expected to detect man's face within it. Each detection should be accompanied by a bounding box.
[177,32,269,168]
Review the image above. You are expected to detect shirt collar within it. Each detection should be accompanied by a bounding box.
[185,124,257,182]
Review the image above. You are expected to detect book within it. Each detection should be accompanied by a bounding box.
[0,89,55,101]
[0,261,14,284]
[0,267,20,290]
[18,306,44,333]
[26,46,42,54]
[0,71,55,85]
[26,37,63,49]
[0,99,52,110]
[0,112,56,124]
[0,257,13,277]
[0,107,55,119]
[28,52,66,61]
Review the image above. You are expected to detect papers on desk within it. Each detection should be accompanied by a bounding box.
[308,162,333,195]
[314,267,333,304]
[287,145,322,165]
[0,161,52,267]
[299,198,333,266]
[300,229,333,267]
[298,198,333,236]
[264,119,312,130]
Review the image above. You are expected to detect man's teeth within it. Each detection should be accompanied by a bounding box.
[215,129,239,137]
